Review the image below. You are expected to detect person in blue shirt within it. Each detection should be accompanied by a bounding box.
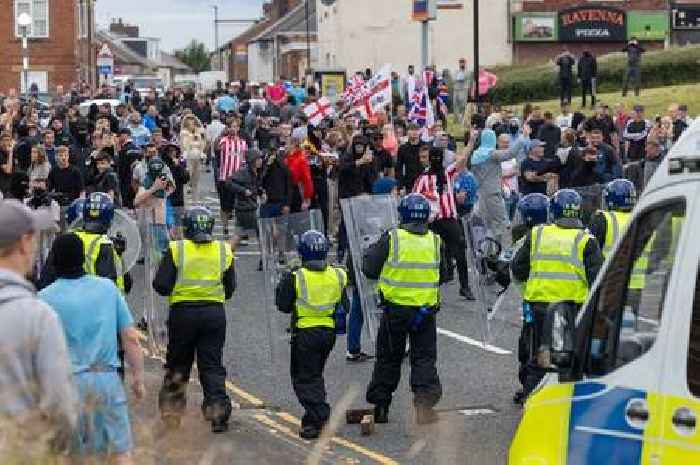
[39,233,144,465]
[142,105,159,132]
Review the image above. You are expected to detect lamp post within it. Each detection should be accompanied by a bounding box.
[17,12,32,101]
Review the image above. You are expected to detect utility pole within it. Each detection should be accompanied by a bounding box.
[473,0,480,107]
[212,6,220,71]
[305,0,311,76]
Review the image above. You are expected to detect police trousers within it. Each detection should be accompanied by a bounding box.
[366,305,442,408]
[159,304,232,423]
[291,327,336,428]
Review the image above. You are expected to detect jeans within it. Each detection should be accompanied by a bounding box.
[347,287,363,354]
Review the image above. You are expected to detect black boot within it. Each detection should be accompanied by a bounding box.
[211,419,229,434]
[374,404,389,424]
[299,425,321,439]
[415,406,439,425]
[459,287,475,301]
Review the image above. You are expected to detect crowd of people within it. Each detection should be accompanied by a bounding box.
[0,65,694,461]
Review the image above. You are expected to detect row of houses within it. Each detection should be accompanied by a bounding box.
[218,0,700,84]
[0,1,191,95]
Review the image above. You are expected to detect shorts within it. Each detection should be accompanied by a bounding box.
[259,202,285,219]
[72,371,133,455]
[216,180,235,213]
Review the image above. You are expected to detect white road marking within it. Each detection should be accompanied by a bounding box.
[437,328,512,355]
[458,408,497,417]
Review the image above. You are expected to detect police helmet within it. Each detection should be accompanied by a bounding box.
[518,193,550,228]
[298,230,329,262]
[398,193,431,224]
[550,189,583,222]
[183,206,215,243]
[65,197,86,225]
[604,179,636,211]
[82,192,115,234]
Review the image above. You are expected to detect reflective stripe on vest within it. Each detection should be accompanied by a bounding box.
[294,267,347,329]
[524,225,590,304]
[74,231,125,292]
[601,211,631,257]
[378,228,440,307]
[169,240,233,305]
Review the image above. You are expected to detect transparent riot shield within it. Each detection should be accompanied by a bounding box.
[140,210,169,357]
[571,184,603,227]
[340,195,398,345]
[462,212,500,346]
[259,209,325,365]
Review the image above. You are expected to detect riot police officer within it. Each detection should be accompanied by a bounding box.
[589,179,636,258]
[511,189,603,402]
[275,230,348,440]
[153,206,236,433]
[510,193,550,405]
[363,193,451,425]
[39,192,131,293]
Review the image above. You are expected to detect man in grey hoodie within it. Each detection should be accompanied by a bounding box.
[0,200,77,456]
[469,127,529,243]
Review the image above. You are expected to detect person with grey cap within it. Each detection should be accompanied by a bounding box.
[519,138,562,196]
[623,105,652,162]
[0,201,77,456]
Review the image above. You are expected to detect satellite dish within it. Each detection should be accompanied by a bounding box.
[70,209,142,274]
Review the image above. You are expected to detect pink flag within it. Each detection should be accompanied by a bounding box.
[266,82,287,106]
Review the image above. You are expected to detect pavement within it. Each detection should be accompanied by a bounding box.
[125,169,526,465]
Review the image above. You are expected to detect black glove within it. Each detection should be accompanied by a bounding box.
[111,233,127,256]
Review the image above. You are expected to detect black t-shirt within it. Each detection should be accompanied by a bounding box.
[47,165,84,205]
[519,157,561,195]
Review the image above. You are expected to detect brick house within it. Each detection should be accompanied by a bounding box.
[512,0,669,64]
[0,0,96,95]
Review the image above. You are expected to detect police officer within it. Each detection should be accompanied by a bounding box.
[590,179,636,259]
[39,192,131,294]
[275,230,347,439]
[511,189,603,402]
[153,206,236,433]
[510,193,550,405]
[363,193,451,425]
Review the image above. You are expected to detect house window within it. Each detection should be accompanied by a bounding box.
[15,0,50,38]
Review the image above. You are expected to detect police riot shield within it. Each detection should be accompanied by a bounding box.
[340,195,398,345]
[462,212,500,346]
[571,184,604,227]
[140,210,169,357]
[259,209,325,366]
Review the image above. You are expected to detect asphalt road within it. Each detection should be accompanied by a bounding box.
[125,171,526,465]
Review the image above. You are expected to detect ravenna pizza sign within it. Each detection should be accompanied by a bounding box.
[558,6,626,42]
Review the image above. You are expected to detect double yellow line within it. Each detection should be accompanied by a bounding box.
[140,334,397,465]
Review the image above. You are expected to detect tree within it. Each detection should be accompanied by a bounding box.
[175,40,211,73]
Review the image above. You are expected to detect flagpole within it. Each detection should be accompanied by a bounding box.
[473,0,480,109]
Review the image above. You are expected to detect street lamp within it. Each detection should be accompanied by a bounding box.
[17,12,32,101]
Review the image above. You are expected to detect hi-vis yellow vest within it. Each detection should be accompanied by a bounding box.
[601,210,632,258]
[630,216,683,291]
[74,230,125,292]
[169,240,234,305]
[524,224,591,304]
[294,266,347,329]
[378,228,441,307]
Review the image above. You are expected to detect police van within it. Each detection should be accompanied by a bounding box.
[509,120,700,464]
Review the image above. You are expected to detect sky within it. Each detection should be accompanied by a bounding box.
[95,0,265,53]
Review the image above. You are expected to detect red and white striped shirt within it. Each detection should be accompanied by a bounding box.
[413,163,459,221]
[218,136,247,181]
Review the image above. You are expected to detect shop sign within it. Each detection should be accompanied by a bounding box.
[513,12,558,42]
[559,6,626,42]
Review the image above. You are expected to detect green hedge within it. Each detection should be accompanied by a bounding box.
[490,45,700,105]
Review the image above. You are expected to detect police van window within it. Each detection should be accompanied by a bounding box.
[586,200,685,377]
[689,265,700,397]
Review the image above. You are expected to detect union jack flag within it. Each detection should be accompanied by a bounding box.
[409,81,433,128]
[342,74,366,106]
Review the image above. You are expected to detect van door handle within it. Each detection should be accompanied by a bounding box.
[672,408,697,435]
[625,399,649,426]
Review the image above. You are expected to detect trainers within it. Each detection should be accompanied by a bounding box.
[374,404,389,424]
[299,425,321,440]
[346,351,374,362]
[415,407,439,425]
[459,287,476,301]
[211,420,229,434]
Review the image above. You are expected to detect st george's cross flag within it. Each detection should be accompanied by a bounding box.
[304,97,335,127]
